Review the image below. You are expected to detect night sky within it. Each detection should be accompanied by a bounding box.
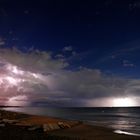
[0,0,140,107]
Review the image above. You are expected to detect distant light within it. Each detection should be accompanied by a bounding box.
[113,98,135,107]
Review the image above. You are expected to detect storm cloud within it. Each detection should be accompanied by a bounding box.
[0,47,140,107]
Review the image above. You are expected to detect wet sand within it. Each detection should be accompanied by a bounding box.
[0,109,139,140]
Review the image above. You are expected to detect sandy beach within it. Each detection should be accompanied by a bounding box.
[0,109,139,140]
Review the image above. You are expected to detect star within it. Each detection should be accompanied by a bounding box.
[24,10,29,14]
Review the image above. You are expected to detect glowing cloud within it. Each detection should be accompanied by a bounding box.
[113,98,136,107]
[0,47,139,107]
[6,95,29,106]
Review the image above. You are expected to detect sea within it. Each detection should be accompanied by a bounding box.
[2,107,140,136]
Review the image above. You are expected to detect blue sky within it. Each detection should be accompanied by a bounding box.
[0,0,140,106]
[0,0,140,76]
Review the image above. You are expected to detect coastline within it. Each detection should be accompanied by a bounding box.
[0,109,139,140]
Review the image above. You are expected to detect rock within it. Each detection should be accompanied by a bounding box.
[43,124,51,132]
[58,122,71,129]
[43,123,60,132]
[28,125,42,131]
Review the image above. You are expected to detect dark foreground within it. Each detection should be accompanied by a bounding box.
[0,110,139,140]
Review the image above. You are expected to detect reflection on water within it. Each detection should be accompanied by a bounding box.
[2,107,140,135]
[109,116,137,131]
[114,130,140,136]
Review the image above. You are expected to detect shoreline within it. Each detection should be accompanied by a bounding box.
[84,121,140,137]
[0,109,140,140]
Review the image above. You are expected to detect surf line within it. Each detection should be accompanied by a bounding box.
[114,130,140,137]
